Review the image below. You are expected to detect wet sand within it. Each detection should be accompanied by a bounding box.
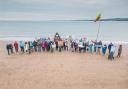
[0,41,128,89]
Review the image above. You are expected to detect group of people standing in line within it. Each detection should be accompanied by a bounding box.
[6,33,122,60]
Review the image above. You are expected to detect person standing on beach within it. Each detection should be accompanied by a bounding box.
[74,42,78,52]
[50,41,56,53]
[83,42,87,53]
[58,39,63,52]
[37,39,42,52]
[117,45,122,58]
[44,40,48,51]
[10,44,13,54]
[108,43,113,54]
[108,45,116,60]
[29,41,33,53]
[14,41,19,53]
[25,42,29,53]
[102,44,107,56]
[89,42,93,53]
[55,41,58,51]
[94,40,98,52]
[68,40,71,51]
[41,40,45,51]
[97,41,102,54]
[71,41,76,52]
[20,41,25,53]
[65,39,68,51]
[6,44,10,55]
[28,41,31,54]
[33,40,37,52]
[78,40,84,53]
[54,32,60,51]
[6,44,13,55]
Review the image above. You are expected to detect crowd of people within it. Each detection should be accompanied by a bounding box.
[6,33,122,60]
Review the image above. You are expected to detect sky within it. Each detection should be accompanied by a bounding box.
[0,0,128,21]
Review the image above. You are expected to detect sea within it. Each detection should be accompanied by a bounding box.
[0,20,128,44]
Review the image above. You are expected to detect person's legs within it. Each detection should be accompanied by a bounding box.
[42,47,45,51]
[59,46,61,52]
[28,48,31,54]
[21,47,23,53]
[108,49,110,54]
[35,46,37,52]
[20,47,22,52]
[15,48,17,53]
[66,46,68,51]
[112,52,114,59]
[22,47,24,52]
[43,47,45,51]
[34,46,37,52]
[21,47,23,52]
[103,51,105,56]
[109,52,112,60]
[79,47,80,53]
[16,48,18,53]
[51,47,53,53]
[7,49,10,55]
[11,48,13,54]
[102,48,104,55]
[117,53,119,58]
[40,46,42,52]
[94,46,96,52]
[64,45,66,50]
[90,47,92,53]
[79,47,82,53]
[56,46,58,51]
[117,52,121,58]
[108,53,110,60]
[84,47,86,53]
[75,48,77,52]
[119,53,121,58]
[47,45,50,51]
[103,49,106,56]
[37,47,39,52]
[96,47,98,54]
[98,48,100,54]
[110,52,114,60]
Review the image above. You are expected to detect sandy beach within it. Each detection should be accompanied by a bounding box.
[0,41,128,89]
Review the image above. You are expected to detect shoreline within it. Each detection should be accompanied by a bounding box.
[0,37,128,45]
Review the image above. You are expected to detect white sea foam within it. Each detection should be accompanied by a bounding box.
[0,36,128,45]
[102,41,128,45]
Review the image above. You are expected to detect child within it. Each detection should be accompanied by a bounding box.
[102,44,107,56]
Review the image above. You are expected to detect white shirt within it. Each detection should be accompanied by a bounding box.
[111,45,116,53]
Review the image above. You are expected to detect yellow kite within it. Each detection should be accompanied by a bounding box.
[95,14,101,22]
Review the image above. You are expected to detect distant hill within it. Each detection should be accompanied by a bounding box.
[100,18,128,21]
[72,18,128,21]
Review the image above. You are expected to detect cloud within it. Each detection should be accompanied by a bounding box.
[6,0,110,8]
[11,0,128,6]
[12,0,104,4]
[0,0,128,20]
[1,0,128,7]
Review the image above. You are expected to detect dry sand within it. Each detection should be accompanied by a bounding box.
[0,41,128,89]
